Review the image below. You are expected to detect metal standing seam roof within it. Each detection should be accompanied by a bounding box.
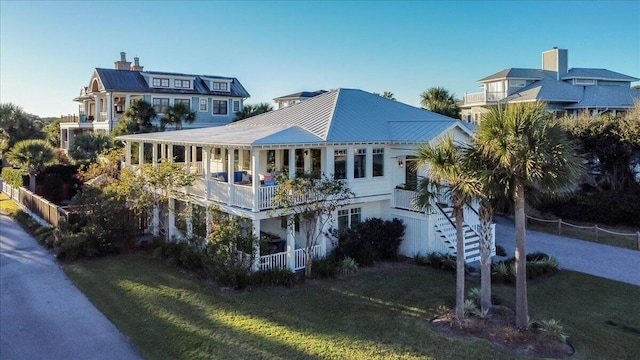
[502,77,584,103]
[93,68,250,98]
[273,90,327,101]
[562,68,639,81]
[478,68,549,82]
[564,86,640,109]
[116,88,469,146]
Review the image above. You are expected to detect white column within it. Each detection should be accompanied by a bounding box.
[124,141,131,168]
[106,92,112,126]
[228,148,235,206]
[252,149,260,212]
[124,94,131,110]
[288,148,296,179]
[185,145,191,174]
[152,143,158,167]
[287,216,296,270]
[160,143,166,161]
[304,148,311,174]
[366,146,373,178]
[275,149,282,172]
[192,146,198,169]
[167,144,173,162]
[204,147,211,200]
[95,95,101,121]
[60,128,65,149]
[325,146,334,178]
[138,142,144,166]
[252,219,261,271]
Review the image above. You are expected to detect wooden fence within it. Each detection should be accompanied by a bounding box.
[1,180,66,227]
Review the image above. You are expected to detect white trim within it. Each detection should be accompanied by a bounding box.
[211,99,229,116]
[199,98,208,112]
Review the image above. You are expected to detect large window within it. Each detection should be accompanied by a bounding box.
[152,98,169,113]
[212,100,228,115]
[233,100,240,113]
[373,148,384,177]
[338,208,361,232]
[174,79,190,88]
[353,148,366,178]
[152,78,169,87]
[199,99,208,112]
[174,99,190,108]
[508,79,526,87]
[212,82,228,91]
[334,149,346,179]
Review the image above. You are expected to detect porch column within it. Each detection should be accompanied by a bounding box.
[124,94,131,110]
[252,149,260,212]
[288,148,296,179]
[124,141,131,168]
[95,95,101,121]
[138,142,144,166]
[192,146,198,172]
[275,149,282,171]
[160,143,167,161]
[325,146,334,178]
[252,219,261,271]
[228,148,235,206]
[203,147,211,200]
[59,128,65,149]
[167,144,173,162]
[287,216,296,270]
[67,128,73,149]
[185,145,191,174]
[152,143,158,167]
[106,92,112,126]
[304,148,311,173]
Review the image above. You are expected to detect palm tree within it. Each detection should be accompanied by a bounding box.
[8,139,55,192]
[414,135,481,319]
[420,87,460,118]
[162,102,196,130]
[382,92,396,100]
[475,101,583,329]
[68,132,113,163]
[234,103,272,121]
[124,100,156,130]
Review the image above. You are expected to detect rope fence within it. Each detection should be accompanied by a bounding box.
[527,215,640,250]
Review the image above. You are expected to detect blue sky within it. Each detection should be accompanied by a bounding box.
[1,1,638,117]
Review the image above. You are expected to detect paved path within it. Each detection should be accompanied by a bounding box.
[493,215,640,287]
[0,214,144,360]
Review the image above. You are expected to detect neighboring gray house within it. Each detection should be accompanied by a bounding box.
[60,52,250,151]
[273,90,327,109]
[461,47,640,122]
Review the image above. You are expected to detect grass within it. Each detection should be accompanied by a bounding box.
[0,192,20,215]
[64,254,640,360]
[527,219,640,250]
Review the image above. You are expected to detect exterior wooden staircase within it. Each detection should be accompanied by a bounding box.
[434,204,481,263]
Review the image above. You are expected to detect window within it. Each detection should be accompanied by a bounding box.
[334,149,346,179]
[212,100,228,115]
[152,78,169,87]
[152,98,169,113]
[353,148,366,178]
[338,208,361,232]
[199,99,208,112]
[214,148,221,160]
[373,148,384,177]
[575,79,596,85]
[242,150,250,170]
[174,79,190,88]
[233,100,240,113]
[509,79,526,87]
[212,82,228,91]
[174,99,190,108]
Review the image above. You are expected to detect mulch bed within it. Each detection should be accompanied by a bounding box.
[431,305,574,359]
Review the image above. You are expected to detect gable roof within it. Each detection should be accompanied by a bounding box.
[478,68,551,82]
[564,86,640,109]
[502,77,584,103]
[273,90,327,101]
[93,68,250,98]
[117,88,469,146]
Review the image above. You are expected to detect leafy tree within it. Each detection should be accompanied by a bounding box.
[44,118,61,148]
[374,92,397,100]
[414,135,482,319]
[124,100,157,130]
[161,102,196,130]
[420,87,460,119]
[0,103,45,157]
[561,106,640,191]
[7,139,56,192]
[475,101,583,329]
[77,148,124,183]
[114,161,195,236]
[234,103,273,121]
[68,132,113,164]
[272,173,354,278]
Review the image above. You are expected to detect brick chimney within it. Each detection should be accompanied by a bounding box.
[114,52,132,70]
[542,47,568,80]
[130,57,144,71]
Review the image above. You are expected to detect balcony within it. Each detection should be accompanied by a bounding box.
[463,91,507,106]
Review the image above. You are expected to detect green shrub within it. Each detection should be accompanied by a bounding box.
[331,217,406,266]
[492,252,559,283]
[338,257,358,274]
[251,268,296,287]
[537,319,568,343]
[1,167,27,188]
[420,252,460,271]
[311,258,338,279]
[495,244,507,257]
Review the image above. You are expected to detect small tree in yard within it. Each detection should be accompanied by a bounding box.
[8,139,55,192]
[113,161,195,236]
[272,173,354,278]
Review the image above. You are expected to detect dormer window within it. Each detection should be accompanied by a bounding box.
[509,79,526,87]
[574,79,596,85]
[152,78,169,87]
[174,79,191,88]
[212,81,228,91]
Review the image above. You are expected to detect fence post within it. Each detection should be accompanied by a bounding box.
[558,219,562,235]
[594,225,598,242]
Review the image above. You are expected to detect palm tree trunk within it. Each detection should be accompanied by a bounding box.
[29,173,36,193]
[479,201,493,312]
[514,182,528,329]
[454,201,465,319]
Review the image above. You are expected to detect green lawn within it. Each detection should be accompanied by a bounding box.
[64,254,640,360]
[0,193,20,215]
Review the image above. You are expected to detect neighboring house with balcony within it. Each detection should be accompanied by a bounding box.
[116,88,494,272]
[461,47,640,123]
[273,90,327,109]
[60,52,250,151]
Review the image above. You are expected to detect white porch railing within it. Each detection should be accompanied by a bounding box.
[259,251,287,271]
[464,92,486,105]
[294,245,323,270]
[394,188,421,212]
[99,112,108,121]
[259,185,280,210]
[234,184,253,210]
[208,180,229,204]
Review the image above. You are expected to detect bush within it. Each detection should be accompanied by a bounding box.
[495,244,507,257]
[338,257,358,274]
[1,167,27,188]
[331,217,406,266]
[252,268,296,287]
[491,252,559,283]
[417,252,460,272]
[311,258,338,279]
